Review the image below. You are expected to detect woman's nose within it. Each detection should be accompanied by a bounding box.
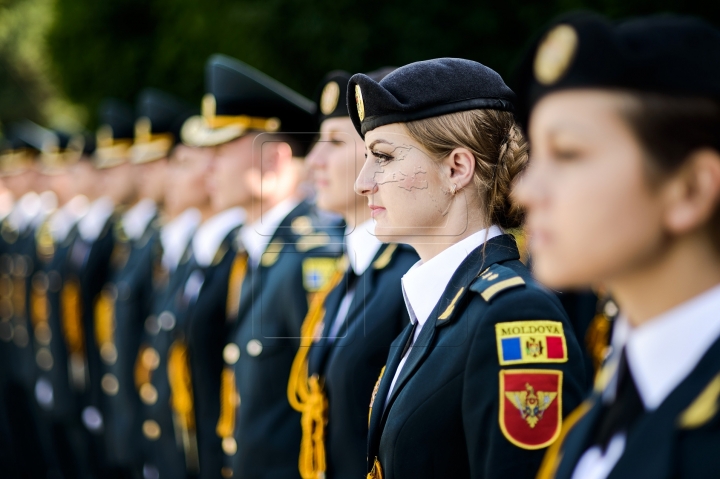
[354,158,378,196]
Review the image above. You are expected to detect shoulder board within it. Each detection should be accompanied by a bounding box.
[678,373,720,429]
[296,232,336,253]
[469,263,525,302]
[372,243,397,270]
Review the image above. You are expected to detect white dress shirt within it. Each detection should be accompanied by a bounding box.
[239,198,299,268]
[572,282,720,479]
[7,191,41,233]
[327,219,383,341]
[48,195,89,243]
[160,208,201,272]
[385,226,503,403]
[122,198,157,241]
[78,196,115,242]
[192,208,245,268]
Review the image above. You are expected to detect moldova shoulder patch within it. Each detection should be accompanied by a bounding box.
[499,369,562,450]
[495,320,568,365]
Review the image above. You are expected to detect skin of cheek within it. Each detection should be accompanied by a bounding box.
[367,137,449,239]
[314,128,364,217]
[527,92,667,289]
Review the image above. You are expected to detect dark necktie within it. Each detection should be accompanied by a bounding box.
[593,348,645,450]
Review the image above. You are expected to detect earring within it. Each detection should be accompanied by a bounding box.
[450,184,458,195]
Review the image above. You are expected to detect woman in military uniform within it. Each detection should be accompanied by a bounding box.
[347,58,587,479]
[513,13,720,479]
[287,69,418,479]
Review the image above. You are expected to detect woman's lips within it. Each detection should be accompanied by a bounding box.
[369,205,386,218]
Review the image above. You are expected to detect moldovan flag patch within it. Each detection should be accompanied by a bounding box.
[499,369,562,450]
[495,320,568,366]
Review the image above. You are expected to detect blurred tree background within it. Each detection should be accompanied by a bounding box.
[1,0,719,131]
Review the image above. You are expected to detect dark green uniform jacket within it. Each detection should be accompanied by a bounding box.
[306,243,418,479]
[228,200,343,479]
[366,234,588,479]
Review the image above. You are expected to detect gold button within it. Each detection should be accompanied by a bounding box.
[246,339,262,357]
[140,383,158,405]
[100,343,118,365]
[142,419,161,440]
[221,467,234,478]
[158,311,176,330]
[223,343,240,365]
[101,373,119,395]
[142,347,160,370]
[604,300,619,318]
[36,348,53,371]
[34,322,51,345]
[222,437,237,455]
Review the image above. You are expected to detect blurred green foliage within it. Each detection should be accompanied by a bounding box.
[3,0,720,128]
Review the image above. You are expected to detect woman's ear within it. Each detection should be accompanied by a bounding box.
[442,147,476,191]
[662,148,720,234]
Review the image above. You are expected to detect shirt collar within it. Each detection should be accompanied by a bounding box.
[239,198,300,267]
[192,207,245,267]
[346,218,383,275]
[161,208,201,272]
[48,195,89,243]
[122,198,157,241]
[8,191,41,232]
[78,196,115,242]
[619,282,720,410]
[401,225,503,329]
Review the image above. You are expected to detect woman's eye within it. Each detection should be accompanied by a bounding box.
[329,138,344,146]
[371,151,393,164]
[551,147,582,161]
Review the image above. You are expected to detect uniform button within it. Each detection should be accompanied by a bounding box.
[145,315,160,335]
[100,343,118,365]
[221,467,234,478]
[36,348,53,371]
[32,271,49,292]
[35,322,52,345]
[246,339,263,357]
[13,325,28,347]
[604,300,619,317]
[223,343,241,365]
[142,348,160,370]
[101,373,119,395]
[0,320,13,342]
[222,437,237,455]
[140,383,158,405]
[81,406,103,432]
[142,419,161,440]
[158,311,176,330]
[35,377,54,407]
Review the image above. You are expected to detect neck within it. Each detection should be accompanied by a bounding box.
[243,193,298,225]
[199,203,216,222]
[608,231,720,328]
[407,193,488,263]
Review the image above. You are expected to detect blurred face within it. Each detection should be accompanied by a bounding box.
[101,161,137,206]
[207,135,256,211]
[49,171,76,206]
[355,123,454,242]
[3,169,37,198]
[71,159,99,200]
[514,90,665,289]
[166,145,212,217]
[306,117,365,219]
[134,159,168,203]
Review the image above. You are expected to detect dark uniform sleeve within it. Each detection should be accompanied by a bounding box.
[462,269,588,479]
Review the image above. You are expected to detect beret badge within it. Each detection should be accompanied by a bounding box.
[320,81,341,115]
[534,24,579,86]
[355,85,365,121]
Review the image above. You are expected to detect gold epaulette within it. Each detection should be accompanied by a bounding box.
[469,264,526,302]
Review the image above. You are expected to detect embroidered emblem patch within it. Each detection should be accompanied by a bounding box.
[495,320,568,365]
[302,257,339,292]
[499,369,562,450]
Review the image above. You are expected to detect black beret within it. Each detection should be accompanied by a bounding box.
[0,123,42,176]
[95,98,135,169]
[182,54,316,151]
[347,58,515,138]
[514,12,720,127]
[132,88,195,164]
[314,67,395,124]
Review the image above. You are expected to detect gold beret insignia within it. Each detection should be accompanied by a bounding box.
[534,24,579,86]
[320,81,341,115]
[355,85,365,122]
